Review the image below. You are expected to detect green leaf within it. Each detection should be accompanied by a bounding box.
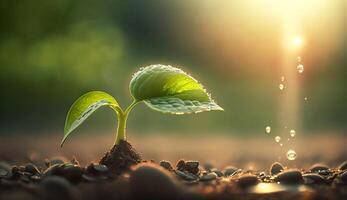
[62,91,119,146]
[129,64,223,114]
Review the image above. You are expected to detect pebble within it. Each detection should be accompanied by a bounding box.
[310,163,329,173]
[223,166,238,177]
[200,172,217,181]
[130,163,177,200]
[39,176,75,200]
[0,161,11,178]
[45,157,68,167]
[24,163,40,175]
[274,169,304,184]
[340,171,347,182]
[63,165,83,183]
[175,170,198,181]
[87,163,108,175]
[176,159,186,171]
[270,162,284,175]
[210,168,223,177]
[338,160,347,171]
[159,160,173,171]
[237,174,259,188]
[303,173,326,185]
[43,164,64,177]
[203,163,214,171]
[185,161,200,174]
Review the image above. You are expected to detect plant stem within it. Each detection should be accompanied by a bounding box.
[115,101,138,145]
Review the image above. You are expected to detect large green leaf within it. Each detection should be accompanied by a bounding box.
[129,64,223,114]
[62,91,119,146]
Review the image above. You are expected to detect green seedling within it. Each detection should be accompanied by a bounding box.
[61,64,223,147]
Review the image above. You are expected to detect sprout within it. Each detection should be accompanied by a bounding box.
[61,64,223,146]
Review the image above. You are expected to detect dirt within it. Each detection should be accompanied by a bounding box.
[99,140,141,175]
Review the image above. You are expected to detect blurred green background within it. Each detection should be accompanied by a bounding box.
[0,0,346,136]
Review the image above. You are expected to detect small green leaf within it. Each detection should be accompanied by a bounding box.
[130,64,223,114]
[62,91,119,146]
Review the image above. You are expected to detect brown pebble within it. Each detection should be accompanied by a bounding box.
[274,169,304,184]
[310,163,329,173]
[270,162,284,175]
[237,174,259,188]
[176,159,186,171]
[160,160,173,171]
[338,161,347,171]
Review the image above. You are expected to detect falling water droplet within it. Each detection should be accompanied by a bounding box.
[286,150,297,161]
[265,126,271,134]
[297,64,304,73]
[304,97,308,101]
[279,84,284,90]
[281,76,285,82]
[280,143,283,147]
[275,136,281,143]
[297,56,301,62]
[290,129,296,137]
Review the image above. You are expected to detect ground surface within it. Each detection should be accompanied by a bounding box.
[1,132,347,199]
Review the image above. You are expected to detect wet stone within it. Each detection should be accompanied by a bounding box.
[160,160,173,171]
[274,169,304,184]
[185,161,199,174]
[200,172,217,181]
[45,157,68,167]
[270,162,284,176]
[130,163,177,200]
[39,176,75,200]
[43,164,64,177]
[338,160,347,171]
[210,168,223,177]
[310,163,329,173]
[237,174,259,188]
[175,170,198,181]
[87,163,108,175]
[24,163,40,175]
[63,165,83,183]
[303,173,326,185]
[340,171,347,182]
[203,163,214,171]
[81,174,98,182]
[30,175,42,182]
[176,159,186,171]
[223,166,238,177]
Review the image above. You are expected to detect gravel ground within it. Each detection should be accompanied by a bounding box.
[0,133,346,199]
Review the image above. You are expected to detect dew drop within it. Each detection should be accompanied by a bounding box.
[286,149,297,161]
[297,64,304,73]
[290,129,296,137]
[265,126,271,134]
[279,84,284,90]
[275,136,281,143]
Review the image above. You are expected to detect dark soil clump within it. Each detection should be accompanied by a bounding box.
[99,140,141,174]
